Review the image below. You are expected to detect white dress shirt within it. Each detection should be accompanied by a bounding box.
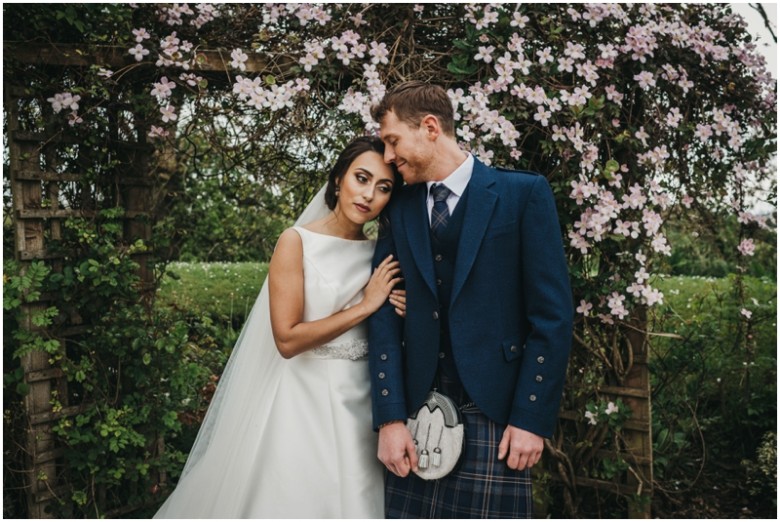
[426,153,474,225]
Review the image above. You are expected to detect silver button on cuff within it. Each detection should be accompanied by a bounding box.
[535,375,543,383]
[510,345,518,353]
[378,372,386,379]
[537,356,545,364]
[381,389,389,397]
[380,354,388,361]
[529,394,537,402]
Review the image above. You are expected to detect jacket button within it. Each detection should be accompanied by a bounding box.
[378,372,386,379]
[436,279,442,286]
[438,352,446,359]
[529,394,537,402]
[381,389,389,397]
[537,356,545,364]
[536,375,543,382]
[435,254,443,262]
[510,345,518,353]
[380,354,388,361]
[432,311,439,320]
[401,341,406,347]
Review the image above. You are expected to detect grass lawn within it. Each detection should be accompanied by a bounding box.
[156,262,268,322]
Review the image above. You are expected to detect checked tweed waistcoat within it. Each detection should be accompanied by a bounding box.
[429,186,469,395]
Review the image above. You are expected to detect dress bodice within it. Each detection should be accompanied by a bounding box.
[293,226,375,360]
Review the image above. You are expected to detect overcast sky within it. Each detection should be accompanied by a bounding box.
[731,2,777,78]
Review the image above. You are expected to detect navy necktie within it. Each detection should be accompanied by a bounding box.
[430,183,452,238]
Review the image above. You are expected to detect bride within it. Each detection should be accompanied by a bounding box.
[155,136,404,518]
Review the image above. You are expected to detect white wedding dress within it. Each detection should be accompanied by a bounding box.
[155,204,384,518]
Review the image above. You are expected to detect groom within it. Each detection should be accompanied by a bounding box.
[368,81,573,518]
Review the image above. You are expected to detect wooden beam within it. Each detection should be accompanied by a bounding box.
[15,170,82,182]
[3,42,296,75]
[597,385,650,399]
[33,448,66,465]
[558,410,650,433]
[17,209,96,219]
[11,132,79,144]
[19,249,66,261]
[29,405,83,425]
[25,368,65,383]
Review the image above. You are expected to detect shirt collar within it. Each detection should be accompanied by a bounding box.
[426,153,473,197]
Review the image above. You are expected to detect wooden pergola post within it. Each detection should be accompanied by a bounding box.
[623,310,654,518]
[5,88,71,517]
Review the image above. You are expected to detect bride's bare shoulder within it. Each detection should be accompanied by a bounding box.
[272,227,304,260]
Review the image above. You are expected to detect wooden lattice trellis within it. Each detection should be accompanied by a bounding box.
[2,40,291,518]
[551,320,653,517]
[4,42,653,518]
[4,86,157,518]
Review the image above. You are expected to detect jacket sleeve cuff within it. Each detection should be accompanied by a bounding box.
[508,407,557,439]
[373,402,408,431]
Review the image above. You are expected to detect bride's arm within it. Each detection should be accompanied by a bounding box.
[268,228,401,359]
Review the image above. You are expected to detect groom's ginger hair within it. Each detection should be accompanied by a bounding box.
[371,81,456,137]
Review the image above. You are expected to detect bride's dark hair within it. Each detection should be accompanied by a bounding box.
[324,136,402,234]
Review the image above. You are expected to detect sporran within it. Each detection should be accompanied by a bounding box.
[406,390,465,480]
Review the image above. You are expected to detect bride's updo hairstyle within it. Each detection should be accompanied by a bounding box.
[324,136,401,211]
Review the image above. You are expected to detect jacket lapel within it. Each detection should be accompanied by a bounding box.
[451,160,497,306]
[403,184,438,296]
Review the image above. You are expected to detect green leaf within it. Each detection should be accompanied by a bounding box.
[16,382,30,395]
[452,39,472,51]
[605,159,620,173]
[447,62,478,77]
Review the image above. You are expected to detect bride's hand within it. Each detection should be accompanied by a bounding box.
[362,255,403,313]
[389,289,406,317]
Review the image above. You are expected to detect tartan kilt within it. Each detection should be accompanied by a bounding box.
[385,404,533,519]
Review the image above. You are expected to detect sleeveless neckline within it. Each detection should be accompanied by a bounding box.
[296,226,373,243]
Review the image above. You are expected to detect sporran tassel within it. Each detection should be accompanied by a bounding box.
[419,450,429,469]
[432,427,444,467]
[432,448,442,467]
[418,424,432,469]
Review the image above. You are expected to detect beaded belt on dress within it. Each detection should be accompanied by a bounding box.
[307,339,368,361]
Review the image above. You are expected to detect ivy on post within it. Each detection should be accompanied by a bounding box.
[5,86,69,517]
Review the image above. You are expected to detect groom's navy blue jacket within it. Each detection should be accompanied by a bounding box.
[369,158,573,439]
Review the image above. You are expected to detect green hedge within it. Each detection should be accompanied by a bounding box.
[156,264,777,514]
[650,274,777,512]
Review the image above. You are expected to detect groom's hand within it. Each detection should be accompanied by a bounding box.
[378,421,418,477]
[498,425,544,471]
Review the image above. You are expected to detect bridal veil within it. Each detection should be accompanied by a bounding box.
[154,185,332,518]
